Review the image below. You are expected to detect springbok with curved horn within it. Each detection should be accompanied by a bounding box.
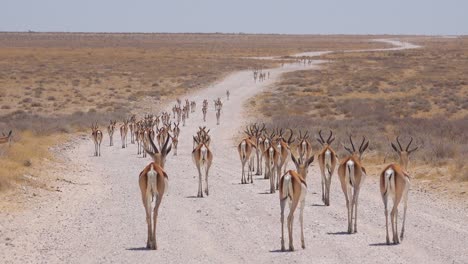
[264,132,280,193]
[0,130,13,146]
[107,120,116,146]
[139,132,172,250]
[296,130,313,164]
[216,108,221,125]
[192,128,213,197]
[279,153,314,251]
[120,119,129,148]
[381,136,418,244]
[91,123,103,156]
[238,127,256,184]
[276,128,295,190]
[337,136,369,234]
[316,130,338,206]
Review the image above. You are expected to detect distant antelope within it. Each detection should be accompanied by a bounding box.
[91,123,103,156]
[316,130,338,206]
[192,128,213,197]
[238,128,256,184]
[275,128,295,190]
[139,133,172,250]
[215,109,221,125]
[202,106,207,122]
[338,136,369,234]
[279,153,314,251]
[129,115,136,144]
[120,120,129,148]
[170,134,179,156]
[264,132,280,193]
[107,120,116,146]
[0,130,13,146]
[226,90,230,100]
[381,136,418,244]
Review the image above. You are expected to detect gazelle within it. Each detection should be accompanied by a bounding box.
[120,120,129,148]
[139,134,172,250]
[238,130,256,184]
[215,108,221,125]
[381,136,418,244]
[129,115,136,144]
[171,134,179,156]
[91,123,103,156]
[279,153,314,251]
[276,128,295,190]
[337,136,369,234]
[316,130,338,206]
[264,133,280,193]
[296,130,313,164]
[226,90,230,100]
[192,128,213,197]
[0,130,13,146]
[107,120,116,146]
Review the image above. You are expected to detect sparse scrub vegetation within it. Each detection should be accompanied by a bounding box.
[0,33,389,192]
[249,36,468,193]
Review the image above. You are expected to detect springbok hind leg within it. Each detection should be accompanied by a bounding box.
[353,188,360,233]
[152,195,161,250]
[400,187,409,241]
[300,201,306,249]
[280,198,287,251]
[383,194,390,245]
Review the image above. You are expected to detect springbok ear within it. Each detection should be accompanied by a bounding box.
[328,137,335,144]
[361,142,369,153]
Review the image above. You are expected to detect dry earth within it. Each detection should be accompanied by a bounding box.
[0,40,467,264]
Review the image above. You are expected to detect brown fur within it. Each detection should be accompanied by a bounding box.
[317,145,337,206]
[278,154,314,251]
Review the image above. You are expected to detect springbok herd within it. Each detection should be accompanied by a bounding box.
[90,89,418,251]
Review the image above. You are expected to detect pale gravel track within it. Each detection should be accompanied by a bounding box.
[1,40,466,264]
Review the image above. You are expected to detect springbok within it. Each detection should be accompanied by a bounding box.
[337,136,369,234]
[381,136,418,244]
[316,130,338,206]
[216,109,221,125]
[139,132,172,250]
[107,120,116,146]
[192,128,213,197]
[276,128,295,190]
[120,120,129,148]
[238,129,256,184]
[0,130,13,146]
[226,90,230,100]
[279,153,314,251]
[264,132,280,193]
[296,130,313,165]
[91,123,103,156]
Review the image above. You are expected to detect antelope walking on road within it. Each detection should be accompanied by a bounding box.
[192,128,213,197]
[107,120,116,146]
[381,136,418,244]
[316,130,338,206]
[338,136,369,234]
[279,153,314,251]
[91,123,103,156]
[139,133,172,250]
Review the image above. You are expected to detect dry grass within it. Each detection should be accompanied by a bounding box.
[249,36,468,195]
[0,33,391,193]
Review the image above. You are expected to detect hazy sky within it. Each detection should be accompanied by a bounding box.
[1,0,466,35]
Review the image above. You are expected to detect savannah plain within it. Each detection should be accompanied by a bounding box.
[0,33,467,263]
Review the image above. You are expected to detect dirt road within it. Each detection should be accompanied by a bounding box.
[1,40,466,264]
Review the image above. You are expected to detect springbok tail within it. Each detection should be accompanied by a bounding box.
[325,150,332,177]
[147,164,158,202]
[346,160,356,187]
[281,173,292,200]
[384,168,395,197]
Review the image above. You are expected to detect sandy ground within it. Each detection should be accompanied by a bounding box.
[1,40,467,264]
